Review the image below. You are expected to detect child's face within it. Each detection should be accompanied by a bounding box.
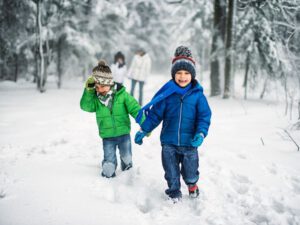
[95,84,111,96]
[175,70,192,87]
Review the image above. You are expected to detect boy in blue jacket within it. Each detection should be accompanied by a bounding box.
[134,46,211,202]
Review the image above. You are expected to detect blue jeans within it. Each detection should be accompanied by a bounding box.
[130,79,144,105]
[102,134,132,177]
[161,144,199,198]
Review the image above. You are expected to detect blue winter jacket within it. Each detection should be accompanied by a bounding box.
[141,81,211,147]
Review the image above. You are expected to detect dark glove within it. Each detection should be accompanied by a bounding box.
[191,133,204,147]
[134,130,147,145]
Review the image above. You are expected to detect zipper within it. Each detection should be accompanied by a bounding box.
[178,98,183,145]
[111,96,116,133]
[111,87,120,133]
[177,89,194,146]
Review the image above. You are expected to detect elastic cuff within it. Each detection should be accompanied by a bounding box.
[85,88,95,93]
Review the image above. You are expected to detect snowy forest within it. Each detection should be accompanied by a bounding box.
[1,1,300,106]
[1,1,300,225]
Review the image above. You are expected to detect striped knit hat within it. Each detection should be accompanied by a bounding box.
[92,60,114,86]
[171,46,196,80]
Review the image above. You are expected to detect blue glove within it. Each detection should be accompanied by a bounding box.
[191,133,204,147]
[134,130,147,145]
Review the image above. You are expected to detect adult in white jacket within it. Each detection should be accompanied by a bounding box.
[127,49,152,105]
[110,51,127,85]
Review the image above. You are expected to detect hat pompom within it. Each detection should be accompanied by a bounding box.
[98,60,107,67]
[174,46,192,58]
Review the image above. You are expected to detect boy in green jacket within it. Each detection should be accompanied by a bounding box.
[80,60,142,178]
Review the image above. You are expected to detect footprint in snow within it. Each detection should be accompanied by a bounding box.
[265,163,278,175]
[237,153,247,160]
[290,176,300,195]
[51,138,68,146]
[230,173,252,195]
[187,193,205,216]
[272,199,285,214]
[137,197,155,214]
[249,213,270,225]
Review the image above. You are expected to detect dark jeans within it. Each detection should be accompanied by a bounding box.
[162,144,199,198]
[130,79,144,105]
[102,134,132,177]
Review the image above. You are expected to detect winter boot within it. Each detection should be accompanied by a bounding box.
[122,163,132,171]
[101,172,116,178]
[188,184,199,198]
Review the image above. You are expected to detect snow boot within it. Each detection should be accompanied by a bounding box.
[188,184,199,198]
[101,172,116,178]
[122,163,132,171]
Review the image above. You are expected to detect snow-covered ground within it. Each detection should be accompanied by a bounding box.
[0,75,300,225]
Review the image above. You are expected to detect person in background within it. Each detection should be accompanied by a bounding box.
[127,49,152,105]
[111,51,127,86]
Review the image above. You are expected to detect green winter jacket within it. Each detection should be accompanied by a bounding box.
[80,84,142,139]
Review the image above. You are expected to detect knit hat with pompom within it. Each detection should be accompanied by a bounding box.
[92,60,114,86]
[171,46,196,80]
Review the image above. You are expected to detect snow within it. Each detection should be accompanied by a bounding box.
[0,74,300,225]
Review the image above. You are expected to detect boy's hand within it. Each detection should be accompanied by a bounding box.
[85,76,95,90]
[134,130,147,145]
[191,133,204,147]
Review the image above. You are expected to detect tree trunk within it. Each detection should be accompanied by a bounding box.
[243,51,250,100]
[34,46,39,84]
[37,0,45,93]
[210,0,227,96]
[43,28,51,88]
[35,0,41,89]
[200,47,205,82]
[284,73,288,116]
[289,94,294,120]
[210,38,221,96]
[298,76,300,120]
[0,20,4,80]
[298,98,300,120]
[260,75,268,99]
[223,0,235,99]
[14,53,18,82]
[57,35,63,89]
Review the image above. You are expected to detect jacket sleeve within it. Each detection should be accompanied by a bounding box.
[124,92,142,118]
[80,89,97,112]
[140,100,166,133]
[196,93,211,137]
